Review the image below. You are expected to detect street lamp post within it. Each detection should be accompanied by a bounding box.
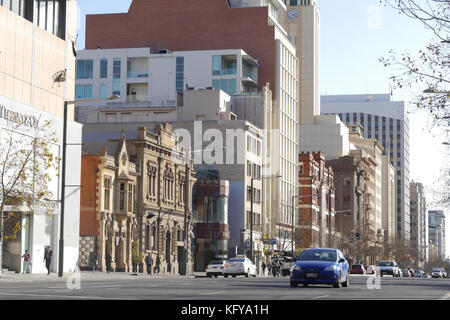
[58,95,119,277]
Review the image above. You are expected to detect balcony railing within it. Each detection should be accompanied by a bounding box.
[127,71,149,78]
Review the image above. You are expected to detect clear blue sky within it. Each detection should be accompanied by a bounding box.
[76,0,449,257]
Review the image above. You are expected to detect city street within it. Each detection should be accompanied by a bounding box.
[0,274,449,300]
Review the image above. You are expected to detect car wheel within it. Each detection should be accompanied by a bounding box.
[232,275,236,278]
[214,275,218,278]
[302,283,308,287]
[224,274,228,278]
[333,273,341,288]
[342,275,349,287]
[290,281,298,288]
[245,270,249,278]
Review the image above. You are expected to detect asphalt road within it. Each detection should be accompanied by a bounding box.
[0,275,449,300]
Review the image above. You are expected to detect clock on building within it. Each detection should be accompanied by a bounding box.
[288,8,299,21]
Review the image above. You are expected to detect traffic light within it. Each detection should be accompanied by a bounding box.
[355,232,360,240]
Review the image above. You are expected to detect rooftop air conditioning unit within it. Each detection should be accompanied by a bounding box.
[159,49,171,54]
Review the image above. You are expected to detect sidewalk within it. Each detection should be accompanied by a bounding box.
[0,271,194,283]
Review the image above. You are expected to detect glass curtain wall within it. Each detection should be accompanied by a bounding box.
[1,0,66,39]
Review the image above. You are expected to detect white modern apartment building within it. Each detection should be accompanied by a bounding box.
[75,48,259,112]
[0,1,81,274]
[410,181,426,267]
[428,210,446,261]
[322,94,411,242]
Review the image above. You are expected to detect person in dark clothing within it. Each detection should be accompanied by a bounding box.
[43,246,52,275]
[106,253,113,273]
[89,252,98,272]
[155,255,161,274]
[145,254,154,275]
[261,262,267,276]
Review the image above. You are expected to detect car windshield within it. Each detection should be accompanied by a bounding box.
[379,262,394,266]
[209,260,225,265]
[352,265,362,268]
[228,259,245,263]
[432,269,441,272]
[298,250,336,262]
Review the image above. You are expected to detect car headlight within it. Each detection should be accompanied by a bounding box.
[293,266,301,271]
[325,265,337,271]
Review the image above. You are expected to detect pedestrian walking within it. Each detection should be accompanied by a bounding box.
[267,263,271,275]
[155,255,160,274]
[261,262,266,276]
[43,246,52,275]
[22,250,32,274]
[89,252,98,272]
[106,253,113,273]
[145,253,153,275]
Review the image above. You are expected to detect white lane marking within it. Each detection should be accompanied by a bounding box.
[197,291,226,295]
[312,295,330,300]
[0,292,132,300]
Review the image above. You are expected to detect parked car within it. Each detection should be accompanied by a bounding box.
[414,270,424,278]
[223,257,257,278]
[401,269,411,277]
[409,269,415,277]
[366,265,376,275]
[290,248,349,288]
[378,261,401,277]
[349,264,366,275]
[431,268,443,278]
[205,260,226,277]
[441,269,448,278]
[282,257,297,276]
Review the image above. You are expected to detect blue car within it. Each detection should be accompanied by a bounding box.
[290,248,349,288]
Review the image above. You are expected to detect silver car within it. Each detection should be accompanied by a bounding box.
[205,260,226,277]
[431,268,443,278]
[223,257,257,278]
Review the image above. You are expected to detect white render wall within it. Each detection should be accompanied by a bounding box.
[0,94,82,274]
[299,114,350,161]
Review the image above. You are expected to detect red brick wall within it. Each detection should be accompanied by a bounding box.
[85,0,276,92]
[80,155,101,236]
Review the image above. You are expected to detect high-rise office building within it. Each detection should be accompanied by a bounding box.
[286,0,320,124]
[0,0,81,274]
[321,94,411,242]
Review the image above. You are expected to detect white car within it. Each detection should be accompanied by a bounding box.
[378,261,401,277]
[223,257,257,278]
[282,257,297,276]
[205,260,226,277]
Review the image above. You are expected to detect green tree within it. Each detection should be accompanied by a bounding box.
[0,118,60,273]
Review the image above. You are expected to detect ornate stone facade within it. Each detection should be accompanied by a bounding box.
[80,123,196,274]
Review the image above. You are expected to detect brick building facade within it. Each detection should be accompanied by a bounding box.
[297,152,336,252]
